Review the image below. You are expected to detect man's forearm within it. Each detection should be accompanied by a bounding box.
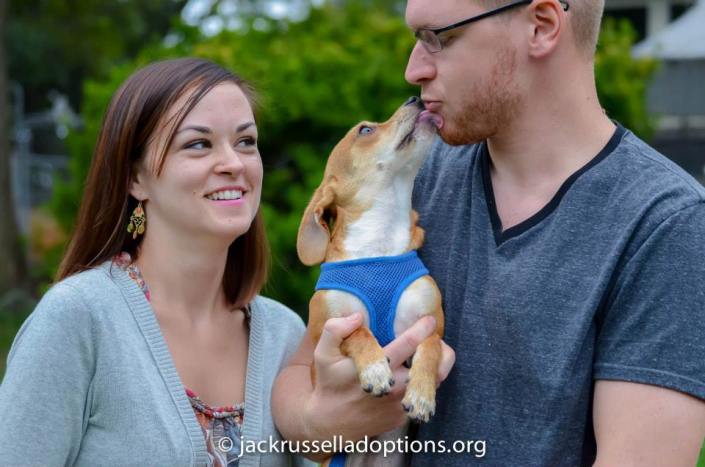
[272,363,315,442]
[272,363,331,463]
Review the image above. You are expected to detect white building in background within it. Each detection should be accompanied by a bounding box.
[605,0,705,180]
[606,0,695,39]
[632,0,705,134]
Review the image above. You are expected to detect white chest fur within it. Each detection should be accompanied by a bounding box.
[343,176,415,258]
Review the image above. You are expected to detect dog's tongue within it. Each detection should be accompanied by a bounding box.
[418,110,444,129]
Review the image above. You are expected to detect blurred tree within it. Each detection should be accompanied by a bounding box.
[0,0,26,294]
[50,3,657,317]
[596,18,658,139]
[52,2,418,315]
[6,0,187,113]
[183,0,404,30]
[2,0,187,296]
[325,0,404,13]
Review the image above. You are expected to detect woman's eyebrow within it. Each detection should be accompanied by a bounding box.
[176,125,210,134]
[176,122,255,134]
[236,121,256,133]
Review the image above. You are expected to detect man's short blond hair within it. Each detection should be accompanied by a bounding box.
[567,0,605,54]
[480,0,606,55]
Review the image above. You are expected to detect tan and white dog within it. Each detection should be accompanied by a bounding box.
[297,97,445,466]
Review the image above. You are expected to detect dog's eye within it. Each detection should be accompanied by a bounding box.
[358,125,375,136]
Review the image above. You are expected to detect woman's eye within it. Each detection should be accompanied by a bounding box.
[184,139,210,150]
[358,125,375,135]
[236,137,257,148]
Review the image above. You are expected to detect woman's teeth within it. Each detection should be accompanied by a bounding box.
[207,190,243,201]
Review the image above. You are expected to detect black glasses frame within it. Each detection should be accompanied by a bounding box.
[414,0,570,53]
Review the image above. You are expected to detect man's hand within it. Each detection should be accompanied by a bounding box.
[272,312,455,458]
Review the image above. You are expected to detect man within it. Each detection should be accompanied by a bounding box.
[273,0,705,464]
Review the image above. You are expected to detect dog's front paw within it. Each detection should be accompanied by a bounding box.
[359,358,395,397]
[402,384,436,423]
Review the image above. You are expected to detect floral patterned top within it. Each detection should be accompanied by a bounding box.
[113,252,246,467]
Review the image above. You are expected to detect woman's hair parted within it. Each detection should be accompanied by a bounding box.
[57,57,269,308]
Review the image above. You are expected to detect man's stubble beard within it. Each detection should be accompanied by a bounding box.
[439,46,523,146]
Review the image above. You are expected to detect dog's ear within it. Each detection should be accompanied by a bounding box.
[297,182,336,265]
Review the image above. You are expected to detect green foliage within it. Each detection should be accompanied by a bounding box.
[192,4,418,313]
[596,18,659,140]
[50,64,138,234]
[6,0,187,111]
[0,290,36,379]
[49,4,658,318]
[52,3,417,315]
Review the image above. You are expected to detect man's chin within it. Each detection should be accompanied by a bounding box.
[438,124,484,147]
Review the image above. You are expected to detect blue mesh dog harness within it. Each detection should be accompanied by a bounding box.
[318,251,429,467]
[315,250,429,347]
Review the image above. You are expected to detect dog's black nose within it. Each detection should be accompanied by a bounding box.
[404,96,424,109]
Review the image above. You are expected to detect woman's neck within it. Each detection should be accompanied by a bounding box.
[134,231,232,326]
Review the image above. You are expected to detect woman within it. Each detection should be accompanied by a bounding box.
[0,58,313,467]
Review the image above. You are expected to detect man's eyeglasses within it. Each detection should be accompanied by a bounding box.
[414,0,570,54]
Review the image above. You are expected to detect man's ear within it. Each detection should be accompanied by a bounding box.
[296,181,336,266]
[527,0,563,58]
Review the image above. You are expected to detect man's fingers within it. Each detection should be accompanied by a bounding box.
[384,315,436,368]
[314,313,363,366]
[438,339,456,383]
[389,367,410,397]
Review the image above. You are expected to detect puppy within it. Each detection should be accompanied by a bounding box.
[296,97,445,467]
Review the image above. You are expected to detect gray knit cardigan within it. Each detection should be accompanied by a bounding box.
[0,260,315,467]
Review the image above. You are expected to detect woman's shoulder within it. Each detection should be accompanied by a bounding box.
[5,267,115,365]
[23,261,129,334]
[251,295,305,331]
[249,295,307,348]
[248,296,307,378]
[43,262,124,307]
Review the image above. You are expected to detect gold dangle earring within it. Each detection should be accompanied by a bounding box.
[127,200,146,240]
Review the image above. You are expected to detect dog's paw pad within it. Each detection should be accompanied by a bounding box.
[359,359,394,397]
[402,390,436,423]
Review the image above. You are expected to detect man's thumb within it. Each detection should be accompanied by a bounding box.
[314,313,363,364]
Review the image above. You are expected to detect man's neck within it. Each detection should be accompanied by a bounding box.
[485,84,616,230]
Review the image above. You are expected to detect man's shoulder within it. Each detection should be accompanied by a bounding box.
[609,130,705,203]
[576,128,705,263]
[547,126,704,220]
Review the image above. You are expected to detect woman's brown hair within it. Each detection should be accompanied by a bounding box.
[57,57,269,308]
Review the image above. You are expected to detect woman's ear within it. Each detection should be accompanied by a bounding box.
[128,166,149,202]
[527,0,564,59]
[296,181,336,266]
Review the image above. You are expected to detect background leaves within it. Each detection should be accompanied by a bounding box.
[46,6,657,317]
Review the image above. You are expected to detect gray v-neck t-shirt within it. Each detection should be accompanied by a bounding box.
[409,125,705,466]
